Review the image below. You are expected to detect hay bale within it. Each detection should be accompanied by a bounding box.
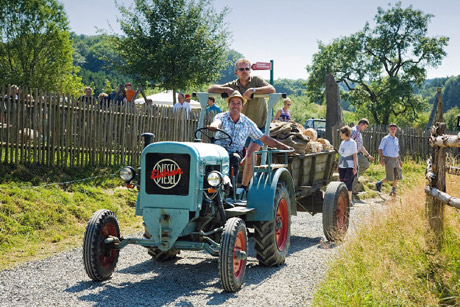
[317,138,334,151]
[306,141,323,153]
[303,128,317,141]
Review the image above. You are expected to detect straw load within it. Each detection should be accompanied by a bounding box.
[270,120,334,154]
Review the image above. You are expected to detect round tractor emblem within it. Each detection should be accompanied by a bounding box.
[150,159,183,189]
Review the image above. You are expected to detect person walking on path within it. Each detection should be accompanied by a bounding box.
[350,118,374,195]
[274,98,292,122]
[375,123,403,196]
[338,126,358,204]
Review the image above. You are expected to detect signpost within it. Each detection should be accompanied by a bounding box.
[251,60,274,85]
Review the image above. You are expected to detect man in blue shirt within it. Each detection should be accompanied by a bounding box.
[206,96,221,114]
[375,123,403,196]
[209,91,292,192]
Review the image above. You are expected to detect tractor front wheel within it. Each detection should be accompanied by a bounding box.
[219,217,248,292]
[83,209,120,281]
[254,183,291,266]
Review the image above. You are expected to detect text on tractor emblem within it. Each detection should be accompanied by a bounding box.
[151,159,183,189]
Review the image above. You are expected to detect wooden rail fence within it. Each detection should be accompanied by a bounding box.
[425,121,460,248]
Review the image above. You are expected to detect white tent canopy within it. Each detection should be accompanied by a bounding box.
[134,90,201,109]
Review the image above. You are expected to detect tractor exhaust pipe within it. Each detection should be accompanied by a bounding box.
[141,133,155,148]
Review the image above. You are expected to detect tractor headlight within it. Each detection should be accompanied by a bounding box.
[207,171,223,187]
[120,166,136,182]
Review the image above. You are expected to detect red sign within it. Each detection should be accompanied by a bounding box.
[251,62,271,70]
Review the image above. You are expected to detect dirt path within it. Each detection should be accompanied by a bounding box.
[0,197,385,307]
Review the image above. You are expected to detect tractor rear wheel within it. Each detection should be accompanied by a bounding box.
[322,181,350,242]
[254,183,291,266]
[219,217,248,292]
[83,209,120,281]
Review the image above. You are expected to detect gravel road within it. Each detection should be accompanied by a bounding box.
[0,198,383,307]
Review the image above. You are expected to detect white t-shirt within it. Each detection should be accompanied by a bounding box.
[338,139,358,168]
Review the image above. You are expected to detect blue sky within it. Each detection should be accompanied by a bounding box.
[59,0,460,80]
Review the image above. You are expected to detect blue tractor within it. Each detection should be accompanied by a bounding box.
[83,93,347,292]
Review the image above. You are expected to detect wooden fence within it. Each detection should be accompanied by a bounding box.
[425,122,460,248]
[0,88,216,167]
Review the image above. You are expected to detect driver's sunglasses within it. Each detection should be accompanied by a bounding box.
[238,68,250,71]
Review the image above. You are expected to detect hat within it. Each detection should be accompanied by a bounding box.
[389,123,397,128]
[125,83,132,87]
[185,94,191,99]
[226,91,247,105]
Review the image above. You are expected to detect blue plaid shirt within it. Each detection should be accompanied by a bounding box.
[350,126,363,152]
[213,112,263,153]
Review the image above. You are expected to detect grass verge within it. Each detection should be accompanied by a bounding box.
[312,161,460,306]
[0,164,142,270]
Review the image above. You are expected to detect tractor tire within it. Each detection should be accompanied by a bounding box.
[254,183,291,266]
[219,217,248,293]
[147,247,180,261]
[143,225,180,261]
[83,209,120,281]
[322,181,350,242]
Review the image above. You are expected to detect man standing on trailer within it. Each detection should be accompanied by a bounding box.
[208,58,275,192]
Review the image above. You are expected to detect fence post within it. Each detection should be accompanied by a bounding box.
[325,74,344,148]
[426,89,446,248]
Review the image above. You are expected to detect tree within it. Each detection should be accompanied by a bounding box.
[216,49,244,84]
[0,0,81,94]
[114,0,230,102]
[442,76,460,112]
[306,2,449,125]
[71,33,129,95]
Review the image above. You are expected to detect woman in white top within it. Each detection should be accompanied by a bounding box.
[338,125,358,203]
[274,98,291,122]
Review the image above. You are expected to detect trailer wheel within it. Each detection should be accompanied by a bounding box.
[219,217,248,292]
[322,181,350,242]
[83,209,120,281]
[254,183,291,266]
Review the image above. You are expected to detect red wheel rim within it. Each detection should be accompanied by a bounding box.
[233,230,246,278]
[336,192,349,233]
[276,198,289,251]
[99,221,118,268]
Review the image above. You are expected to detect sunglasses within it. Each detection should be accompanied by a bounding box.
[238,68,250,71]
[287,104,291,106]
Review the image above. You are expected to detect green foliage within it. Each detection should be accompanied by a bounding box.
[216,49,244,84]
[443,76,460,112]
[71,33,130,95]
[114,0,230,99]
[273,79,306,96]
[444,107,460,131]
[0,0,81,94]
[0,164,139,269]
[306,2,448,125]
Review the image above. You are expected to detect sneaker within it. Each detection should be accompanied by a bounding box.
[390,188,396,196]
[375,181,382,192]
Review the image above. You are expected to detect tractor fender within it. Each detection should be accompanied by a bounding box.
[246,168,295,222]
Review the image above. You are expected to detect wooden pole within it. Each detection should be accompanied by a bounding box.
[426,89,446,248]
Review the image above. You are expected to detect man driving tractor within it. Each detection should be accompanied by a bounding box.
[208,91,293,194]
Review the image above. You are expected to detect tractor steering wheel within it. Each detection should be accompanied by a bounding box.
[195,127,233,146]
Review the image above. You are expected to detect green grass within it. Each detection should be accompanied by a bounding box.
[312,162,460,306]
[0,163,141,270]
